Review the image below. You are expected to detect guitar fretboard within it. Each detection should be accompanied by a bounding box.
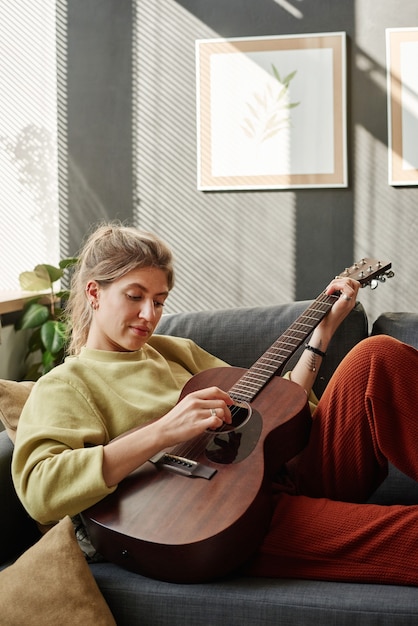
[229,292,339,403]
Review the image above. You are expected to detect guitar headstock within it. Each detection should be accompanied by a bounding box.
[336,258,394,289]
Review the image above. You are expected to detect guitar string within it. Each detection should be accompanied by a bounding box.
[231,292,336,400]
[160,263,388,463]
[170,292,337,461]
[174,403,245,459]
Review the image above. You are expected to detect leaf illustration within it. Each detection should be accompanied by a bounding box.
[246,102,259,119]
[262,128,283,141]
[282,70,297,86]
[242,117,256,132]
[276,85,289,103]
[271,64,281,82]
[240,65,300,143]
[254,92,265,107]
[261,118,291,140]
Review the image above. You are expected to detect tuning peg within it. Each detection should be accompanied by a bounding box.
[379,270,395,282]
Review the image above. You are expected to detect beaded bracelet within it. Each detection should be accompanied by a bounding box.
[304,343,326,359]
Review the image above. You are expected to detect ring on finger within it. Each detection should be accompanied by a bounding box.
[210,408,217,418]
[343,294,352,301]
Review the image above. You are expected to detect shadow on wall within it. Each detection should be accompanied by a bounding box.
[132,0,356,313]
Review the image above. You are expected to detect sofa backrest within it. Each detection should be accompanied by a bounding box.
[156,301,369,398]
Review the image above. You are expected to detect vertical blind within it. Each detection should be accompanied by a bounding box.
[0,0,60,290]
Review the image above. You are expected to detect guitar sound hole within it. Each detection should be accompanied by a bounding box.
[205,405,262,465]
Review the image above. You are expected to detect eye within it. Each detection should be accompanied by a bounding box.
[154,300,165,308]
[126,293,142,301]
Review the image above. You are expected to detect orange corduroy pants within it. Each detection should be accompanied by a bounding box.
[247,335,418,586]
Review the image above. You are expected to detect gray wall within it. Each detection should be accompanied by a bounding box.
[62,0,418,323]
[61,0,134,255]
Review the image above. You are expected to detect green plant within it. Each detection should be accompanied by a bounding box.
[15,258,78,380]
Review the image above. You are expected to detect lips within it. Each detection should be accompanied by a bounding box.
[130,326,150,337]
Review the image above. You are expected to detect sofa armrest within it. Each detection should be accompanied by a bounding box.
[0,430,40,564]
[371,312,418,348]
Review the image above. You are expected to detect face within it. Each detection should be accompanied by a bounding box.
[85,267,169,352]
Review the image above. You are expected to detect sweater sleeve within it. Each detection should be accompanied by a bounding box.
[148,334,229,373]
[12,375,117,525]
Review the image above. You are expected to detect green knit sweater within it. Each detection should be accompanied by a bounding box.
[12,335,227,525]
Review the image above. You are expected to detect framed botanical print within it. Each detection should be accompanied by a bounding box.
[196,32,347,190]
[387,27,418,186]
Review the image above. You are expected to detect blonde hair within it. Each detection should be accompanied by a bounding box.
[65,223,175,355]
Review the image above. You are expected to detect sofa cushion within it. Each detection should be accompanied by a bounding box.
[0,379,34,442]
[368,312,418,506]
[156,302,369,398]
[371,312,418,348]
[0,516,116,625]
[91,561,418,625]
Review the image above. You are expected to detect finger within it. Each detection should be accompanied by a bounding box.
[339,284,355,301]
[203,402,232,424]
[192,388,234,412]
[200,387,234,404]
[203,407,225,431]
[340,279,360,302]
[326,278,359,299]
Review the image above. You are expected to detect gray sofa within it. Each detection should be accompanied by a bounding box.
[1,301,418,624]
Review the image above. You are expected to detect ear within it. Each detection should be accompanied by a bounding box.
[85,281,100,306]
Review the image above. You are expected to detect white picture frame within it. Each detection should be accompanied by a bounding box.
[386,27,418,186]
[196,32,347,191]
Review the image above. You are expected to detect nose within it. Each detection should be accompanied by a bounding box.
[138,298,157,322]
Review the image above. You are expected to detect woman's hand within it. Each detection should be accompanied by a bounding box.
[318,276,360,342]
[287,277,360,397]
[156,387,233,447]
[102,386,233,487]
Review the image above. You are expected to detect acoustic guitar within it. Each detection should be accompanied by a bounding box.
[82,258,393,583]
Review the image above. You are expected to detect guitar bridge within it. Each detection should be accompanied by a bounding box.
[149,452,217,480]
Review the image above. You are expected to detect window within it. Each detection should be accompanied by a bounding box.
[0,0,60,290]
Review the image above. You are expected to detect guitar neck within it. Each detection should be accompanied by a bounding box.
[229,292,339,403]
[227,256,393,404]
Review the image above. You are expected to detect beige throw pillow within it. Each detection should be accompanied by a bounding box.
[0,516,116,625]
[0,379,34,442]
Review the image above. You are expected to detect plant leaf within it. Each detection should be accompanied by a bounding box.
[40,320,67,354]
[41,264,64,284]
[59,258,78,270]
[19,265,52,291]
[41,350,57,373]
[27,328,43,354]
[55,289,71,301]
[23,362,43,382]
[16,302,50,330]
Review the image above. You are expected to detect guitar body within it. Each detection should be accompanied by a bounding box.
[83,367,312,583]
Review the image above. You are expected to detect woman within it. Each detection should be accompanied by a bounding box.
[12,223,418,585]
